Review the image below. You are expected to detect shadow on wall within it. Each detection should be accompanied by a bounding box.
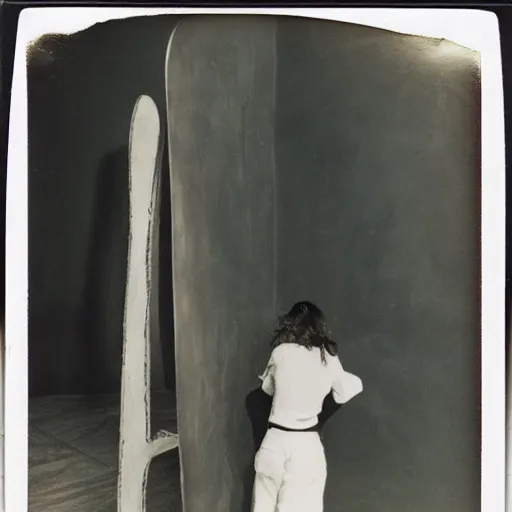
[27,15,182,397]
[82,142,174,397]
[83,146,129,394]
[156,143,175,392]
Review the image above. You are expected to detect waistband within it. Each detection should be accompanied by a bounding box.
[268,421,319,433]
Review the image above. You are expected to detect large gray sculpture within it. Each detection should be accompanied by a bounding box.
[166,15,278,512]
[166,15,481,512]
[117,95,179,512]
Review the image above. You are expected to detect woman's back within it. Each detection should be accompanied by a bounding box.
[259,301,362,429]
[252,301,363,512]
[264,344,338,429]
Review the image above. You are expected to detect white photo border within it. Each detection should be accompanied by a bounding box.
[5,7,504,512]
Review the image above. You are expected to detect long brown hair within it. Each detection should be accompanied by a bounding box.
[271,301,338,364]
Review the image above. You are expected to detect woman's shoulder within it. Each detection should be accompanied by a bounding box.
[272,343,293,355]
[271,343,303,358]
[325,351,342,367]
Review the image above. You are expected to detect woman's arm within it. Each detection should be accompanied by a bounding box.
[331,357,363,404]
[258,353,276,396]
[245,387,273,451]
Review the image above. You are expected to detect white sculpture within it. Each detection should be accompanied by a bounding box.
[117,95,179,512]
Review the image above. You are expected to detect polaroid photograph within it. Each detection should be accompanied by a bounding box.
[4,7,504,512]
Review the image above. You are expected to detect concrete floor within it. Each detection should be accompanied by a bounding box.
[28,391,182,511]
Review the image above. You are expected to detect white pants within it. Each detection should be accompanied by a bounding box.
[252,428,327,512]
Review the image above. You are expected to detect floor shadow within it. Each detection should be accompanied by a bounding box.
[146,449,182,511]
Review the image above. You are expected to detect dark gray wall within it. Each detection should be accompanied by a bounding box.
[275,19,481,512]
[27,16,182,396]
[167,16,277,512]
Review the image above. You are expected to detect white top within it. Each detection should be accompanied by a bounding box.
[259,343,363,429]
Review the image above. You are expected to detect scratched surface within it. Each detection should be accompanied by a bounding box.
[167,15,481,512]
[28,392,181,512]
[167,15,277,512]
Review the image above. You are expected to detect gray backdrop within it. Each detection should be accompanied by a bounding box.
[27,15,183,396]
[275,18,481,512]
[168,15,481,512]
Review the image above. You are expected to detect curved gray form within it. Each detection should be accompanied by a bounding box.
[117,94,179,512]
[166,15,277,512]
[166,14,481,512]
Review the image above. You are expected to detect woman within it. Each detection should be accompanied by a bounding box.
[252,301,363,512]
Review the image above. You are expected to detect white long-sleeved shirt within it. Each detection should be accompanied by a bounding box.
[259,343,363,430]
